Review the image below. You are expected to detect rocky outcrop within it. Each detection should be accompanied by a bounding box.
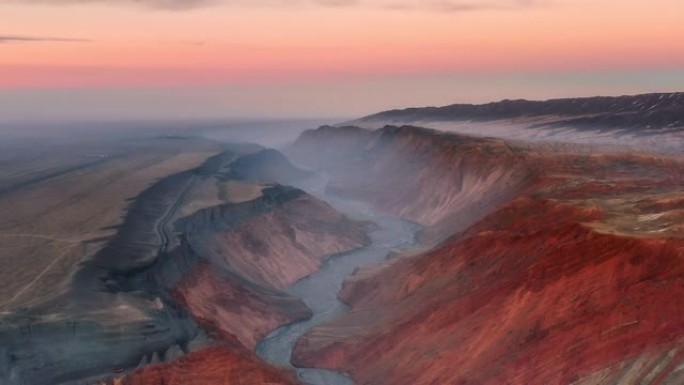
[227,148,312,184]
[171,263,310,350]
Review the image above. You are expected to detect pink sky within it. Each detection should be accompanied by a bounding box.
[1,0,683,118]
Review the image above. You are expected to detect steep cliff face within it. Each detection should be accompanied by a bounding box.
[288,125,534,244]
[288,125,684,385]
[186,187,370,291]
[165,186,371,350]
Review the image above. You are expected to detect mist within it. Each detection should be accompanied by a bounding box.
[0,118,339,149]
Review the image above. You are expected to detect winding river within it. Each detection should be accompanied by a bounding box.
[256,175,421,385]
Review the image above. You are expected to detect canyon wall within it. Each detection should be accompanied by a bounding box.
[288,124,684,385]
[288,125,535,244]
[162,185,371,350]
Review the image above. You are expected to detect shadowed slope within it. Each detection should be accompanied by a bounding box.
[288,125,533,244]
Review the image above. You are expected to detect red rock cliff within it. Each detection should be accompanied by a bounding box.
[289,126,684,385]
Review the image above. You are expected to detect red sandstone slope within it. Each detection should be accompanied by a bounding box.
[289,126,684,385]
[109,347,298,385]
[294,198,684,385]
[171,263,307,350]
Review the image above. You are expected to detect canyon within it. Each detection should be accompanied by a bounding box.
[287,122,684,385]
[0,137,370,384]
[1,92,684,385]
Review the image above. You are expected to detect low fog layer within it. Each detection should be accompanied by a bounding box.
[403,120,684,154]
[0,118,335,148]
[350,93,684,154]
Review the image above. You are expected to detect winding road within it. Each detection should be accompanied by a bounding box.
[154,173,199,256]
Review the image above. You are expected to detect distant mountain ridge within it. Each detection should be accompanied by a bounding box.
[356,92,684,131]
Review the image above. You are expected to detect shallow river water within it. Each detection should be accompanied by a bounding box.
[256,178,421,385]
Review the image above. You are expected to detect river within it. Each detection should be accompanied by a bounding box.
[256,175,421,385]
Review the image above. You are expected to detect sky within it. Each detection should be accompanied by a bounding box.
[1,0,684,120]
